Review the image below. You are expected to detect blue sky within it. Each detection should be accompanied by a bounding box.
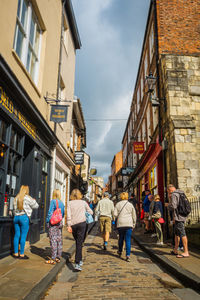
[72,0,150,183]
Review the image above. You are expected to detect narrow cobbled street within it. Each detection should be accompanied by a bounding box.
[44,224,183,300]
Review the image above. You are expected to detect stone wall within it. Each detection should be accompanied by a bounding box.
[162,55,200,196]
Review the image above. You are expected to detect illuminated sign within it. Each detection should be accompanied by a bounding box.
[50,105,68,123]
[133,142,145,154]
[0,86,36,139]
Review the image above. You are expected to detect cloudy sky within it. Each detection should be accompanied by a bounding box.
[72,0,150,183]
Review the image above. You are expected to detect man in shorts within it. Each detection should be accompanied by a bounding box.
[166,184,189,258]
[95,192,114,250]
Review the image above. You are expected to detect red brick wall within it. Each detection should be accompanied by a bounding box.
[115,150,123,174]
[156,0,200,55]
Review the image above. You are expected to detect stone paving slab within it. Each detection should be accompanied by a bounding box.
[44,224,183,300]
[133,227,200,293]
[0,227,76,300]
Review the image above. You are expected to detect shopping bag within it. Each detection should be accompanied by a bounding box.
[85,212,94,224]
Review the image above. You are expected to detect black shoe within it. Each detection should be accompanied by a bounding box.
[103,244,107,250]
[144,231,150,234]
[19,255,29,259]
[117,251,122,257]
[11,254,19,259]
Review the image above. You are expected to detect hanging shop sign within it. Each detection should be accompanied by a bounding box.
[0,86,36,139]
[74,151,84,165]
[133,142,145,154]
[121,167,134,176]
[90,168,97,175]
[50,105,68,123]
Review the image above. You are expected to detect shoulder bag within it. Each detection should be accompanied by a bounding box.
[50,200,62,225]
[114,201,129,230]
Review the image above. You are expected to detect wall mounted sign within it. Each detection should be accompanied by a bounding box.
[50,105,68,123]
[0,86,36,139]
[75,151,84,165]
[133,142,145,154]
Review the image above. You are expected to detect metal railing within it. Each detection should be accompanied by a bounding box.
[186,196,200,225]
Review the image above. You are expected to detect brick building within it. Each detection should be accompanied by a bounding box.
[119,0,200,219]
[110,150,123,199]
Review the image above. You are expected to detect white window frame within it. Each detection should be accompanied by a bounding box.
[14,0,42,84]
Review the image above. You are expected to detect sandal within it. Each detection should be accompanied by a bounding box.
[45,258,56,265]
[55,258,61,263]
[170,250,178,255]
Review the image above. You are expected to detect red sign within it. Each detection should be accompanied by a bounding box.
[133,142,145,154]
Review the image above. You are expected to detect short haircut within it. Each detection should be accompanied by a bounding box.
[167,184,175,190]
[120,192,129,200]
[52,189,61,200]
[104,191,110,197]
[70,189,83,200]
[145,189,150,193]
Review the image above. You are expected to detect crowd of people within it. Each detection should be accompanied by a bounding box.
[10,183,190,272]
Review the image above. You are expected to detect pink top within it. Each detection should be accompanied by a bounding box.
[67,200,93,226]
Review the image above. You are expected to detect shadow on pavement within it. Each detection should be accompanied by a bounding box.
[30,245,51,260]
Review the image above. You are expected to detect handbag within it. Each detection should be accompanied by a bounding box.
[50,199,62,225]
[158,217,165,224]
[85,212,94,224]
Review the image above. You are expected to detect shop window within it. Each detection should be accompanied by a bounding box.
[0,119,8,143]
[149,164,158,195]
[42,156,48,173]
[14,0,42,84]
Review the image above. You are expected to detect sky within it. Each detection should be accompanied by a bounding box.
[72,0,150,184]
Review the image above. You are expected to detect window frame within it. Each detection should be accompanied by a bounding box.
[13,0,42,84]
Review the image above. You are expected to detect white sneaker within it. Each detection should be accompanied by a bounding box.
[79,260,83,266]
[74,264,82,271]
[156,241,164,246]
[151,233,157,238]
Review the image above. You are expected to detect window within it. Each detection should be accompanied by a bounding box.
[149,164,158,195]
[149,25,154,63]
[141,74,144,102]
[144,52,148,76]
[14,0,42,84]
[70,124,74,149]
[137,87,140,114]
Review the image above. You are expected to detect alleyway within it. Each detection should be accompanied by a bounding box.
[43,224,184,300]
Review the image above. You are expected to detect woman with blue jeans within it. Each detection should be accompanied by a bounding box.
[12,185,39,259]
[114,192,137,262]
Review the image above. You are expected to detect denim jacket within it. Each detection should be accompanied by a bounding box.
[46,199,65,223]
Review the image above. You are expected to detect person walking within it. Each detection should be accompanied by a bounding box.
[46,189,65,265]
[149,194,164,245]
[67,189,93,271]
[166,184,190,258]
[143,190,151,233]
[95,192,114,250]
[12,185,39,259]
[114,192,136,262]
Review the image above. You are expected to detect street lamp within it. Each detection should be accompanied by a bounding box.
[145,71,160,107]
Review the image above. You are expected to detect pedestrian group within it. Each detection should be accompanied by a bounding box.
[10,182,190,272]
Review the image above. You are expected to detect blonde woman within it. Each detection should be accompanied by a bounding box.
[12,185,39,259]
[114,192,136,262]
[46,189,65,264]
[67,189,93,271]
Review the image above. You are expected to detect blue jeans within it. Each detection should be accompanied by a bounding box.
[118,227,133,257]
[13,214,29,255]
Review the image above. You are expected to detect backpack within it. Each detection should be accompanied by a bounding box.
[177,192,191,217]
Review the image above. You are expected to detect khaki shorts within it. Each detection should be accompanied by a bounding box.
[99,216,112,233]
[144,212,149,221]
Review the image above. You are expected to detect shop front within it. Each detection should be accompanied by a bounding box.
[0,55,57,258]
[129,142,164,218]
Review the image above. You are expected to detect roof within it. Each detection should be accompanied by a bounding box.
[64,0,81,50]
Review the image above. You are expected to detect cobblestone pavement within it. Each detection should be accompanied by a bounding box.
[44,225,183,300]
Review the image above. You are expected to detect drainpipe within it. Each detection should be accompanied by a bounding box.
[153,0,169,238]
[54,0,66,134]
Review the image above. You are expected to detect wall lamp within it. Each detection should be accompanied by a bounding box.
[145,72,165,107]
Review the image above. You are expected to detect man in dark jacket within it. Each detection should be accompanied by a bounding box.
[166,184,189,258]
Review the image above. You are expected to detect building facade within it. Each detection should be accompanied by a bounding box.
[0,0,82,258]
[117,0,200,231]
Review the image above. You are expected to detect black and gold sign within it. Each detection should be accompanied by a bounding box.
[50,105,68,123]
